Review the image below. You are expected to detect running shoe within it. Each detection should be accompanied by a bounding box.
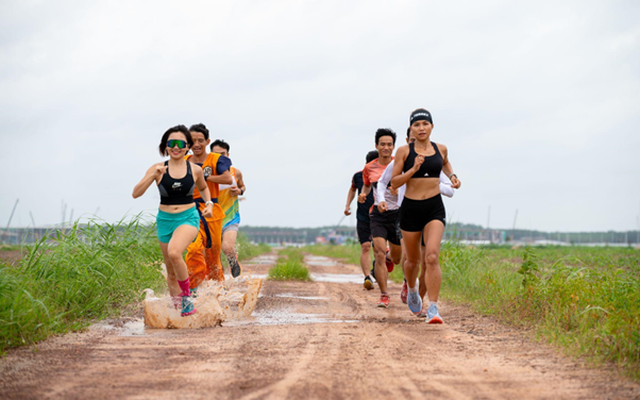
[426,303,443,324]
[230,256,242,278]
[400,280,408,304]
[181,295,197,317]
[416,306,427,318]
[364,276,374,290]
[407,290,422,315]
[190,287,198,298]
[370,260,376,281]
[385,250,394,272]
[377,293,390,308]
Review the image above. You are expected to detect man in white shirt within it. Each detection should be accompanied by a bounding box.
[377,129,455,316]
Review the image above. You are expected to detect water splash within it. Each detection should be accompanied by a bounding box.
[143,275,263,329]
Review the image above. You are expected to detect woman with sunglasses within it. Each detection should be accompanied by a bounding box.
[133,125,214,317]
[391,109,461,324]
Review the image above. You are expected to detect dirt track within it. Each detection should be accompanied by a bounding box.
[1,253,639,399]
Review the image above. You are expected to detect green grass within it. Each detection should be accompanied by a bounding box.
[220,232,272,268]
[303,243,640,381]
[302,243,404,282]
[441,244,640,381]
[236,232,271,261]
[0,217,166,354]
[0,220,276,355]
[301,243,364,266]
[0,244,22,252]
[268,247,310,281]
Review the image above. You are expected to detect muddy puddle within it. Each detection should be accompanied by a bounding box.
[246,254,279,264]
[224,309,359,326]
[310,273,362,284]
[274,293,328,300]
[143,276,263,329]
[304,255,338,267]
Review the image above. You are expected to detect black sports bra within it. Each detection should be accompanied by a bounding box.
[157,161,196,205]
[402,142,443,179]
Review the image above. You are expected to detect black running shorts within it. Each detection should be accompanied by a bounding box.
[370,208,401,246]
[356,218,372,245]
[399,194,446,232]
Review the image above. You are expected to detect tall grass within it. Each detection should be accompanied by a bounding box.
[303,243,640,381]
[268,247,310,281]
[441,244,640,381]
[0,217,165,354]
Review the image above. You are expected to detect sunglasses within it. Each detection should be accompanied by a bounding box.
[167,139,188,149]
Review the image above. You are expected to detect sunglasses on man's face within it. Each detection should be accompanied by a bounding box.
[167,139,188,149]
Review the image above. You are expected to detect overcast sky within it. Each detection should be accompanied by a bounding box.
[1,0,639,232]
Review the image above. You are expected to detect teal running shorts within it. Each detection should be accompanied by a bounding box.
[156,207,200,243]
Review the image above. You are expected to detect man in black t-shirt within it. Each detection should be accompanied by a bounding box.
[344,150,378,290]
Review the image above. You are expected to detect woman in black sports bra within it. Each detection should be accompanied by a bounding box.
[132,125,214,317]
[391,109,461,324]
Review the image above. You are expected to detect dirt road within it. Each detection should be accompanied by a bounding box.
[1,253,639,399]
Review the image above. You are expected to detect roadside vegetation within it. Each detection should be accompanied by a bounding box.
[0,218,271,355]
[0,218,164,354]
[268,247,311,281]
[220,232,271,268]
[301,243,404,282]
[305,243,640,381]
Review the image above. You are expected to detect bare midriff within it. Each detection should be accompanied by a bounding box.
[405,178,440,200]
[158,203,196,213]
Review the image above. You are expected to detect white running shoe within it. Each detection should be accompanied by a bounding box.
[407,290,422,315]
[426,303,443,324]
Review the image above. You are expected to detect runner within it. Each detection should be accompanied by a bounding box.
[358,129,402,308]
[377,127,455,315]
[391,109,461,323]
[344,150,379,290]
[210,139,246,278]
[132,125,215,316]
[184,124,233,291]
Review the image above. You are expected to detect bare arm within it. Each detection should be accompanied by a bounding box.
[132,163,165,199]
[207,170,233,185]
[357,185,371,203]
[230,169,245,196]
[235,169,246,194]
[439,144,461,189]
[344,186,357,215]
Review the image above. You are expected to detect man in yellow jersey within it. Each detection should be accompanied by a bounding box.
[210,139,246,278]
[184,124,233,290]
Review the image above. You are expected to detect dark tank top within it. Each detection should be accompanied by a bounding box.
[402,142,443,179]
[157,161,196,205]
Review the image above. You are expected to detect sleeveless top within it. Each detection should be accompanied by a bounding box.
[402,142,442,179]
[157,161,196,205]
[218,167,241,228]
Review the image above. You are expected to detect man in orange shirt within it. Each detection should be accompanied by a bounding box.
[358,128,402,308]
[184,123,233,290]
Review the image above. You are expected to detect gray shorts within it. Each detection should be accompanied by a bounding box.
[222,223,239,236]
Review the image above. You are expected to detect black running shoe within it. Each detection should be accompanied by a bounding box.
[364,276,374,290]
[230,256,242,278]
